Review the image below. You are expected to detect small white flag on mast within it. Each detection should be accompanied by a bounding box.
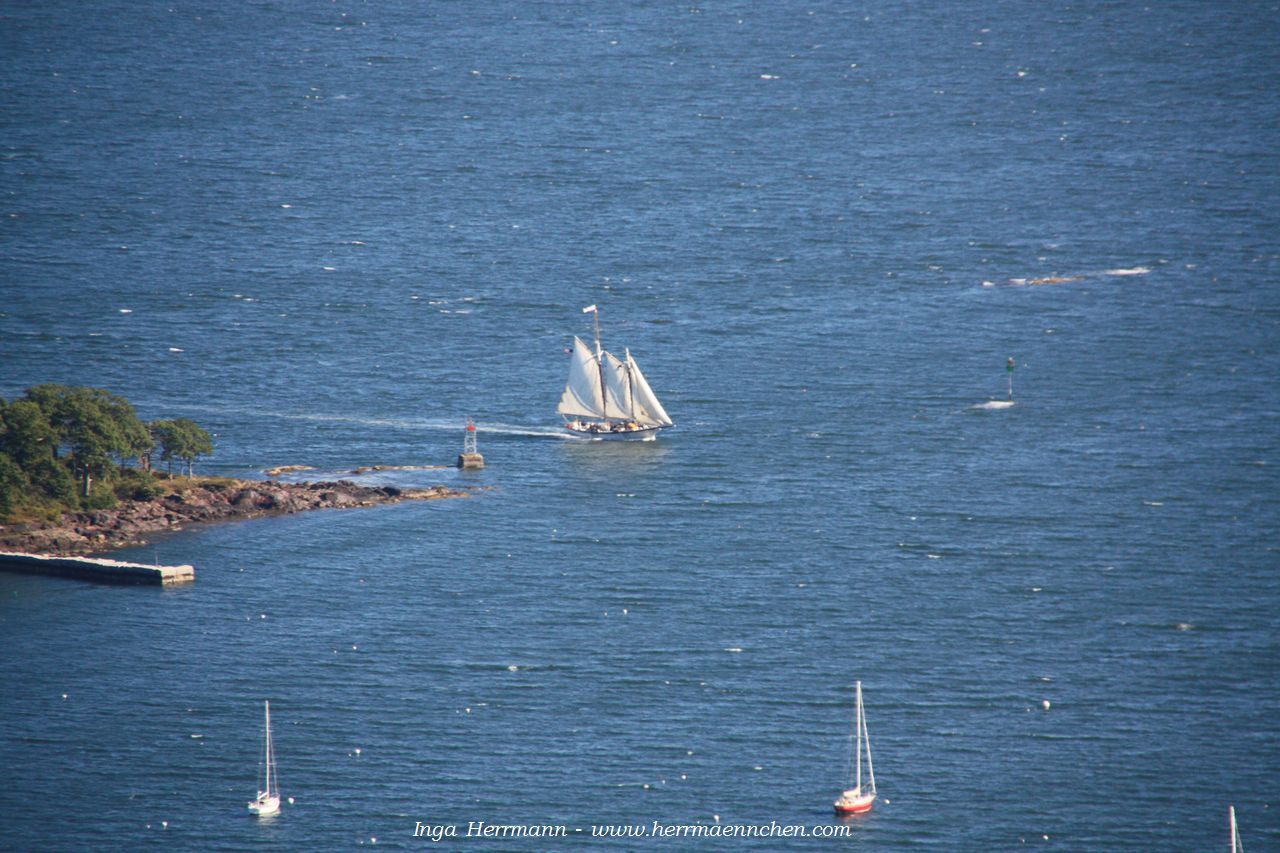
[582,304,598,313]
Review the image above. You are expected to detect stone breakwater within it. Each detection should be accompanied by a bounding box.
[0,480,468,556]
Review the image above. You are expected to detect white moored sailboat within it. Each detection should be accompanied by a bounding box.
[558,305,674,441]
[833,681,877,815]
[247,700,281,817]
[1230,805,1244,853]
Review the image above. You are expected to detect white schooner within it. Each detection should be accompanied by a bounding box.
[558,305,674,441]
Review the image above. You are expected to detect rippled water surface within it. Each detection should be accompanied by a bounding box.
[2,0,1278,849]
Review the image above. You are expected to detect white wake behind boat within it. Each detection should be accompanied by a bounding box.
[247,700,281,817]
[558,305,673,440]
[833,681,877,815]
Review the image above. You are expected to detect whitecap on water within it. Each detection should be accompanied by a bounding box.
[1104,267,1150,276]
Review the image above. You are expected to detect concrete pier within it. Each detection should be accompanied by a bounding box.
[0,551,195,585]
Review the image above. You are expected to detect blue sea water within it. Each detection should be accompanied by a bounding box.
[2,0,1278,849]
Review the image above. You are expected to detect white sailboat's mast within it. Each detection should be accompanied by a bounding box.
[264,700,272,795]
[855,681,863,792]
[861,685,875,794]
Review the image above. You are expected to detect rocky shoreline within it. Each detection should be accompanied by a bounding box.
[0,479,469,556]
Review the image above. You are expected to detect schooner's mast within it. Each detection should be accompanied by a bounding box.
[624,348,636,421]
[589,305,608,417]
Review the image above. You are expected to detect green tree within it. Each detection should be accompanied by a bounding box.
[0,399,58,469]
[149,418,214,477]
[26,384,152,496]
[0,451,31,519]
[0,386,215,522]
[28,457,77,505]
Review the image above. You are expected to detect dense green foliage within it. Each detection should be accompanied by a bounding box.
[0,385,214,522]
[150,418,216,477]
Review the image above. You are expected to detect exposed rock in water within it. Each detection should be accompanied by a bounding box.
[263,464,315,477]
[0,479,469,556]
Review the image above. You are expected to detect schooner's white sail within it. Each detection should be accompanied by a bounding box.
[557,336,606,419]
[559,307,673,440]
[601,351,635,421]
[625,349,674,427]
